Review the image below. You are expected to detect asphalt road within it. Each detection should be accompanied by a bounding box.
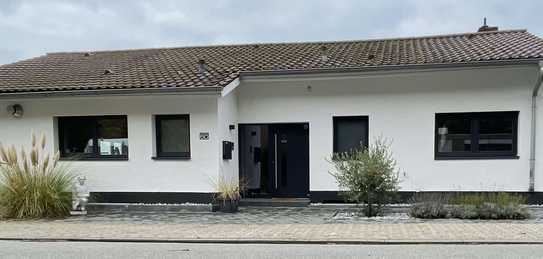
[2,241,543,259]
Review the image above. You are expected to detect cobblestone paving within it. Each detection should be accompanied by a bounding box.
[1,221,543,243]
[1,206,543,243]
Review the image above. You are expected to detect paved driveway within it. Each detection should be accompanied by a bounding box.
[1,206,543,243]
[1,221,543,243]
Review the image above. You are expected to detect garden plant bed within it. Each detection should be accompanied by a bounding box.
[408,193,531,220]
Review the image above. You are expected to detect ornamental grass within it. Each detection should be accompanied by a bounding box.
[0,132,75,219]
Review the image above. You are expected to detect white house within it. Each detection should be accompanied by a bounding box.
[1,28,543,203]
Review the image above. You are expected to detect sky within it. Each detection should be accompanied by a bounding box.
[1,0,542,65]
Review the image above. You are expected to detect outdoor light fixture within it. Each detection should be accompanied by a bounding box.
[7,104,23,118]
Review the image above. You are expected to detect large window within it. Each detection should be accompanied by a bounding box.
[435,111,518,159]
[155,115,190,159]
[333,116,369,153]
[58,116,128,160]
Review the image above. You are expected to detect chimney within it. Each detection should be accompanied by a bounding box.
[477,18,498,32]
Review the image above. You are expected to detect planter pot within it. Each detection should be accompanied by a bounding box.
[216,199,239,213]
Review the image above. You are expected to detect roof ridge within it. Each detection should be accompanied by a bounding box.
[46,29,529,56]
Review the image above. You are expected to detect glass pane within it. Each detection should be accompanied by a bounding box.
[334,117,368,153]
[438,116,471,134]
[436,115,471,153]
[478,114,514,152]
[479,116,513,134]
[478,135,513,151]
[60,117,94,156]
[160,117,190,153]
[437,135,471,152]
[97,117,128,156]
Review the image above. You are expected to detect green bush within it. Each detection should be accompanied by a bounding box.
[449,193,529,220]
[410,193,530,220]
[330,138,400,217]
[409,202,448,219]
[450,192,526,207]
[409,194,448,219]
[0,132,75,219]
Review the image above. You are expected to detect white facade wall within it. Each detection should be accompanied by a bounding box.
[217,89,239,183]
[0,94,219,193]
[0,65,542,194]
[236,66,541,192]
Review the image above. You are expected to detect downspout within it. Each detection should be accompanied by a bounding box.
[529,61,543,192]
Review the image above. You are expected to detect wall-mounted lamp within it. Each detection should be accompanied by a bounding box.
[7,104,23,118]
[229,124,236,130]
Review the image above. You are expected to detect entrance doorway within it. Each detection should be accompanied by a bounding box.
[239,123,309,198]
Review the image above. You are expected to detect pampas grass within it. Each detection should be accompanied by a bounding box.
[212,177,246,202]
[0,132,75,219]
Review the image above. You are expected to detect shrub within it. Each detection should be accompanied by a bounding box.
[0,132,75,219]
[408,193,449,219]
[449,204,479,219]
[330,138,400,217]
[410,192,530,220]
[450,192,526,207]
[450,193,529,220]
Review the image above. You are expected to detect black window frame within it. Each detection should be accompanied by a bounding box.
[333,115,369,153]
[154,114,191,159]
[58,115,129,161]
[434,111,519,160]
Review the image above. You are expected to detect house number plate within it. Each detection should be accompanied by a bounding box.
[199,132,210,140]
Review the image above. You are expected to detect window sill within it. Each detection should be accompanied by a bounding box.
[59,157,129,161]
[152,156,191,161]
[435,155,519,161]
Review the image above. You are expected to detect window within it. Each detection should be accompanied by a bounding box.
[333,116,369,153]
[155,115,190,159]
[58,116,128,160]
[435,111,518,159]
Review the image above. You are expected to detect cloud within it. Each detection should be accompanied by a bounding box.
[0,0,542,64]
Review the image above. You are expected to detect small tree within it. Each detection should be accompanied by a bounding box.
[330,138,400,217]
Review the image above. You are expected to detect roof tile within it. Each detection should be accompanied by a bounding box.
[1,30,543,93]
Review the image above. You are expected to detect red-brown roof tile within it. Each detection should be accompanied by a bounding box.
[1,29,542,94]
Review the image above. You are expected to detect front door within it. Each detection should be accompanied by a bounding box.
[268,123,309,197]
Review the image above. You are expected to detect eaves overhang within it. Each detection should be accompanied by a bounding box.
[0,86,222,99]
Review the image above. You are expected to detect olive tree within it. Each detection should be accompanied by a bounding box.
[330,138,400,217]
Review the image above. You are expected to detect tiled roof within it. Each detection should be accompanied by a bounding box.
[1,29,543,94]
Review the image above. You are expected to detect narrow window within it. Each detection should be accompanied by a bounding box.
[58,116,128,160]
[435,111,518,159]
[155,115,190,158]
[333,116,369,153]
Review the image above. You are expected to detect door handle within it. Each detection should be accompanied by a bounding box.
[274,133,278,190]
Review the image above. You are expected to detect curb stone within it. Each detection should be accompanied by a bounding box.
[2,237,543,245]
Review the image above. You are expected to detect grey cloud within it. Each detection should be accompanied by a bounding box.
[0,0,542,64]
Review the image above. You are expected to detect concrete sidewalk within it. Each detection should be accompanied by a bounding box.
[1,221,543,244]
